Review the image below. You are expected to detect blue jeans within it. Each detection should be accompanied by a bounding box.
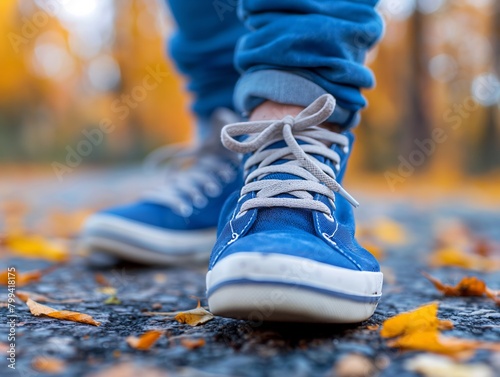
[167,0,383,128]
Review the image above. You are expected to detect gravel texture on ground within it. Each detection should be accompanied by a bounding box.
[1,168,499,377]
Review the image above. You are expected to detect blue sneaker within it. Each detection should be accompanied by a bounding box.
[206,95,383,323]
[81,109,242,265]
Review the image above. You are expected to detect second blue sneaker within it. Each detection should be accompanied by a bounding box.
[206,95,383,323]
[80,109,242,265]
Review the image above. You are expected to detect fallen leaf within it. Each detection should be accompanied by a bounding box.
[180,338,206,350]
[423,273,500,305]
[334,353,377,377]
[95,273,111,286]
[104,295,122,305]
[473,239,494,258]
[144,301,214,326]
[0,265,57,287]
[16,290,82,304]
[428,247,499,271]
[363,241,385,260]
[406,354,495,377]
[126,330,164,351]
[4,235,68,262]
[97,287,117,295]
[26,298,101,326]
[32,356,66,374]
[369,218,407,245]
[382,302,500,358]
[380,303,453,339]
[0,270,41,287]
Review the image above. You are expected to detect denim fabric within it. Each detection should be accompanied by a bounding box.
[167,0,383,128]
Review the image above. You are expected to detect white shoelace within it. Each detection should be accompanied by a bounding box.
[221,94,359,218]
[143,110,240,217]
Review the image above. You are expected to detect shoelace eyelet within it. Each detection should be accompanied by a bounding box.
[323,212,335,222]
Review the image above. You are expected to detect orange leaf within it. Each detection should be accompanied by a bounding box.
[0,270,41,287]
[423,273,500,305]
[380,303,452,339]
[180,338,206,350]
[32,357,66,374]
[0,265,58,287]
[126,330,164,351]
[94,273,111,287]
[26,298,101,326]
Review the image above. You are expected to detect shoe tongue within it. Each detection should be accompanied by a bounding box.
[244,139,330,235]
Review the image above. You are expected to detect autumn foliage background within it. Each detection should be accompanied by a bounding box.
[0,0,499,190]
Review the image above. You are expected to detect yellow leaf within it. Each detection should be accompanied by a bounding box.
[126,330,164,351]
[26,298,101,326]
[387,330,500,357]
[32,357,66,374]
[380,303,452,339]
[97,287,117,295]
[370,218,407,245]
[5,235,68,262]
[428,247,498,271]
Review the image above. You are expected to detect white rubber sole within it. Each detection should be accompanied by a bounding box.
[207,253,383,323]
[81,214,216,265]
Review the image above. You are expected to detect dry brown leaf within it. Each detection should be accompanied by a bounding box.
[174,302,214,326]
[334,353,377,377]
[180,338,206,350]
[423,273,500,305]
[144,301,214,326]
[380,303,453,339]
[126,330,164,351]
[27,298,101,326]
[406,354,494,377]
[16,290,82,304]
[32,356,66,374]
[4,235,68,262]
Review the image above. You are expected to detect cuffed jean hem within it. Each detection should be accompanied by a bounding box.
[234,70,360,128]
